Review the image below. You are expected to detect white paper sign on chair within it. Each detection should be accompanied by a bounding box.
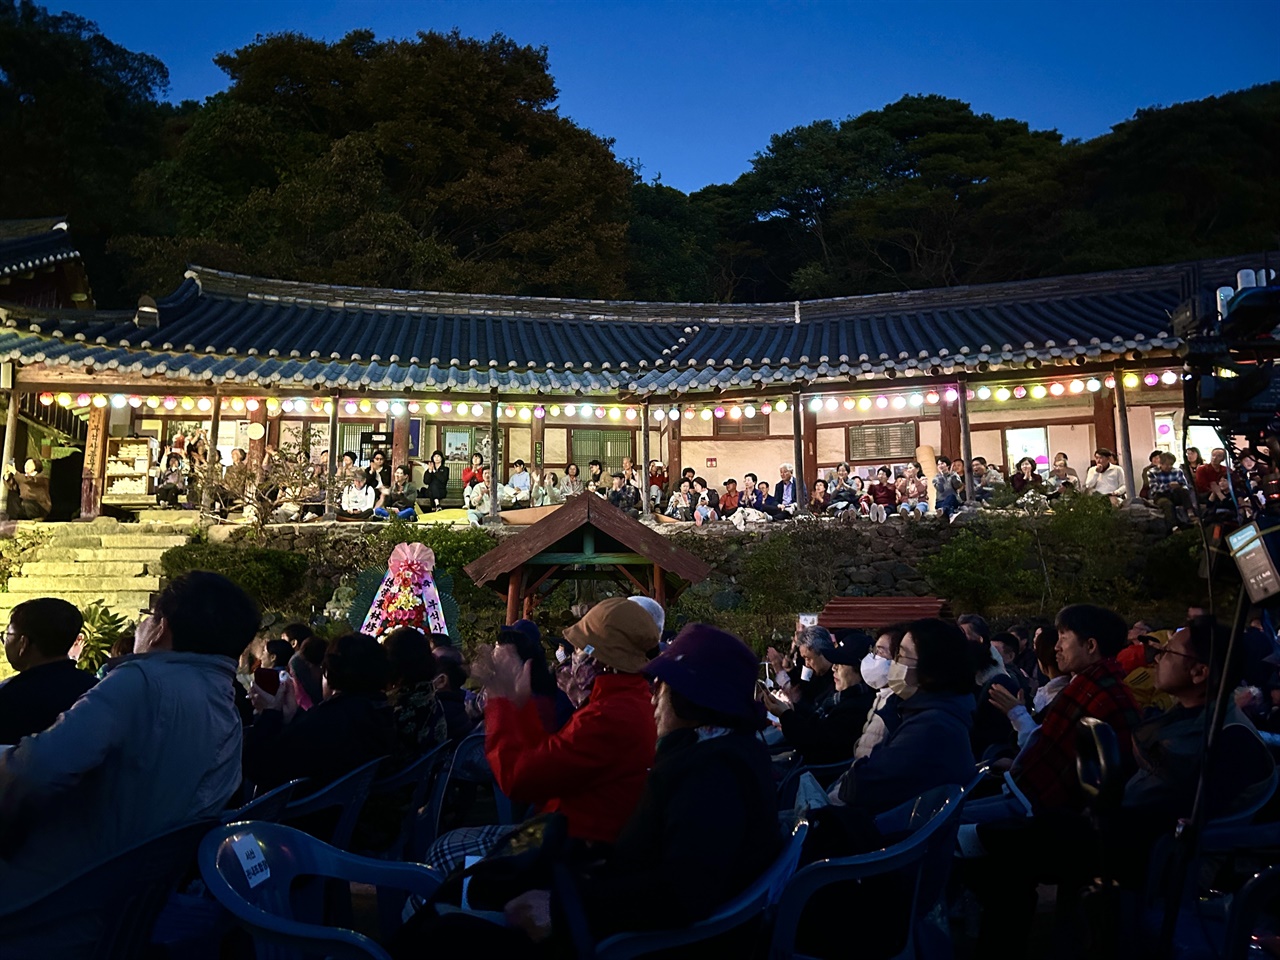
[231,834,271,888]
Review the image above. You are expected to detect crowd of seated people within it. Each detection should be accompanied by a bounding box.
[5,564,1280,957]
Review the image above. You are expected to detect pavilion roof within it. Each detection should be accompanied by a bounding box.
[0,219,79,278]
[0,253,1270,395]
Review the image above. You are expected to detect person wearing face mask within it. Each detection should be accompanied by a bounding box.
[818,618,977,826]
[854,625,907,760]
[763,632,875,764]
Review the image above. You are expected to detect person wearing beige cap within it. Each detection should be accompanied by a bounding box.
[426,597,660,880]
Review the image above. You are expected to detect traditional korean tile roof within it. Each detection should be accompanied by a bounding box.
[0,253,1271,395]
[0,219,80,278]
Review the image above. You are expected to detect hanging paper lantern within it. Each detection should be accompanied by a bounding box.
[503,405,516,418]
[424,401,438,415]
[407,401,420,414]
[1068,380,1085,394]
[471,403,485,416]
[128,395,142,408]
[594,406,606,419]
[391,402,405,416]
[376,400,390,414]
[197,397,212,412]
[56,393,72,407]
[925,391,940,404]
[1104,375,1116,389]
[1086,378,1102,392]
[280,399,294,413]
[875,396,890,409]
[760,401,772,415]
[606,407,620,421]
[808,398,822,412]
[548,405,561,417]
[653,407,666,422]
[309,398,324,412]
[909,394,924,407]
[344,400,358,415]
[743,404,756,418]
[683,408,693,419]
[534,406,546,419]
[976,386,992,400]
[109,394,127,409]
[624,407,637,421]
[857,396,872,411]
[824,397,838,411]
[842,397,855,410]
[324,401,334,415]
[943,388,958,403]
[966,390,976,400]
[891,396,907,409]
[713,406,726,418]
[1049,383,1065,397]
[75,393,90,407]
[668,407,679,420]
[1012,386,1027,399]
[995,388,1011,402]
[181,396,195,410]
[163,396,178,410]
[1122,373,1140,389]
[245,398,260,412]
[230,397,245,412]
[37,392,53,406]
[1030,385,1047,399]
[700,408,713,420]
[1143,372,1159,387]
[775,399,787,413]
[440,401,453,413]
[519,407,532,421]
[729,406,743,419]
[219,398,230,411]
[563,404,576,417]
[358,399,372,413]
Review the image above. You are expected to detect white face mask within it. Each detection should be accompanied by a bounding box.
[555,648,567,664]
[860,653,893,690]
[800,665,815,682]
[886,660,918,699]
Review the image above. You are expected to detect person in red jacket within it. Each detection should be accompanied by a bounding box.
[425,596,660,875]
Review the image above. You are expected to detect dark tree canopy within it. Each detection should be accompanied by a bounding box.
[1,2,1276,308]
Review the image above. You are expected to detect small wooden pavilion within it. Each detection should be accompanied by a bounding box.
[463,494,712,623]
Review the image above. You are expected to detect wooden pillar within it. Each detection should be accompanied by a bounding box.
[391,407,411,468]
[323,392,340,519]
[667,412,681,485]
[81,403,109,520]
[958,377,975,503]
[506,564,523,625]
[489,391,500,522]
[1093,387,1118,455]
[640,401,652,516]
[800,392,818,502]
[202,390,222,511]
[531,403,545,468]
[1113,369,1138,502]
[247,402,268,476]
[652,562,666,607]
[791,387,807,510]
[0,378,17,521]
[940,385,961,461]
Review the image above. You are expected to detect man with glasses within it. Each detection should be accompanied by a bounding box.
[0,571,259,927]
[0,598,96,746]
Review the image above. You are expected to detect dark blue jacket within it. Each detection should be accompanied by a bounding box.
[838,690,976,815]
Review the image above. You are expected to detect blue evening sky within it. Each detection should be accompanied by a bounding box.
[59,0,1279,193]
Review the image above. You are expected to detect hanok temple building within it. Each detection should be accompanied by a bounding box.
[0,218,1272,520]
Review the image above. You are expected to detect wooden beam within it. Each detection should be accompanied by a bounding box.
[958,375,974,503]
[640,400,651,517]
[667,413,681,485]
[530,551,650,565]
[391,407,410,467]
[800,389,817,504]
[1093,388,1118,455]
[247,402,268,481]
[939,387,961,461]
[1112,368,1138,502]
[323,391,340,520]
[615,564,647,594]
[653,563,667,607]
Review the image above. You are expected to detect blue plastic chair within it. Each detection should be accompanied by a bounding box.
[777,759,853,810]
[0,819,214,960]
[587,815,810,960]
[769,784,968,960]
[1225,863,1280,960]
[365,741,455,861]
[282,755,387,850]
[199,820,445,960]
[225,778,309,824]
[435,731,524,834]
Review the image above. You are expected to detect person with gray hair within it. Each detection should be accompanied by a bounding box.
[626,595,665,637]
[777,462,800,516]
[786,625,839,716]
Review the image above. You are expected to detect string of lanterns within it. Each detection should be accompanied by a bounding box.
[33,370,1182,418]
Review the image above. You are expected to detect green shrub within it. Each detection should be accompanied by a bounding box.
[76,601,130,674]
[160,543,309,611]
[919,526,1041,613]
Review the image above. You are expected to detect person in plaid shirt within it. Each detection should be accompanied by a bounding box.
[1008,604,1142,813]
[1147,451,1194,527]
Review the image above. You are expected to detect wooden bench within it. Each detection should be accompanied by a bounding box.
[818,596,951,631]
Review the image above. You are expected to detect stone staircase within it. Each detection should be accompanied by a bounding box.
[0,518,194,622]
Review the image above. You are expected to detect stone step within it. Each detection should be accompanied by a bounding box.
[6,575,163,594]
[35,547,173,563]
[0,592,154,619]
[43,535,189,550]
[19,560,151,578]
